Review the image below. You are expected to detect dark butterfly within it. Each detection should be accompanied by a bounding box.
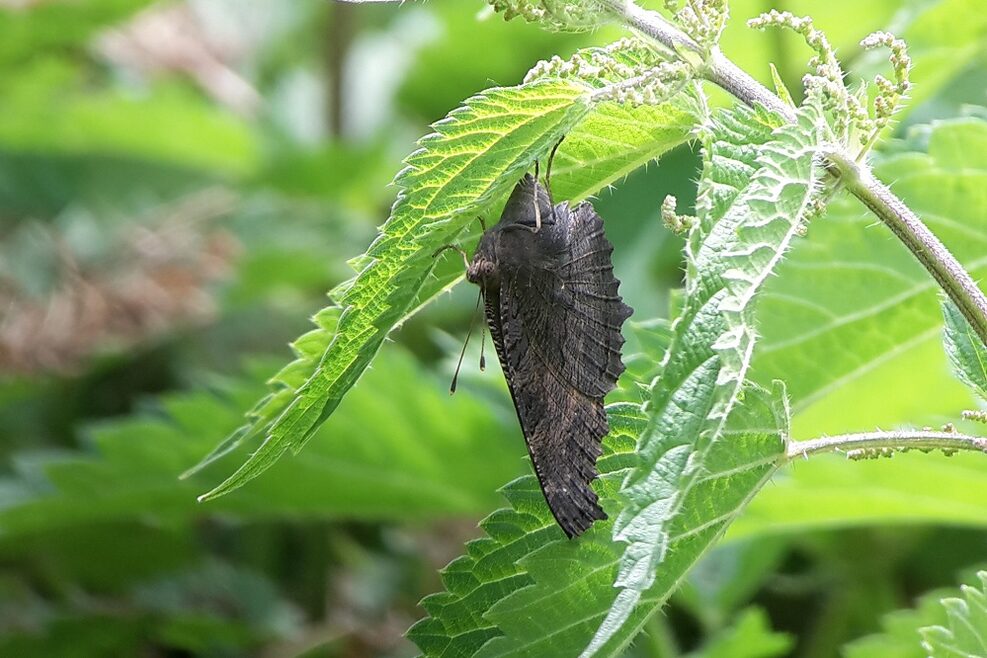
[447,172,633,538]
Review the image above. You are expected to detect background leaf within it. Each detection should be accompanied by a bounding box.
[920,571,987,657]
[943,300,987,400]
[0,347,522,536]
[846,570,987,658]
[754,116,987,437]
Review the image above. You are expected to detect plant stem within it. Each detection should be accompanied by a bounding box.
[705,48,796,122]
[600,0,987,347]
[787,430,987,461]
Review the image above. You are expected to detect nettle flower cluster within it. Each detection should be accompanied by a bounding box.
[662,0,729,48]
[525,37,693,106]
[748,11,912,159]
[489,0,605,31]
[500,3,911,165]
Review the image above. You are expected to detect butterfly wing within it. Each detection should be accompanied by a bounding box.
[514,201,632,399]
[491,202,631,538]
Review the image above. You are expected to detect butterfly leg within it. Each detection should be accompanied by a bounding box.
[432,244,471,271]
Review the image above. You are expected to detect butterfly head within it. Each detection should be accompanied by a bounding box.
[466,234,498,286]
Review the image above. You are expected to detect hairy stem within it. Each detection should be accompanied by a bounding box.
[827,152,987,346]
[788,430,987,461]
[599,0,987,347]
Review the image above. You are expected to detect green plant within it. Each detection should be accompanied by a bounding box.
[178,0,987,655]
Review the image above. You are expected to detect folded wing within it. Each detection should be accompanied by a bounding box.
[495,202,632,537]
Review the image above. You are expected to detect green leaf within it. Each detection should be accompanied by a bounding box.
[943,300,987,400]
[754,116,987,437]
[727,115,987,544]
[584,100,826,655]
[685,608,792,658]
[845,582,951,658]
[845,571,987,658]
[530,40,703,202]
[0,59,258,176]
[730,451,987,541]
[195,78,594,500]
[0,347,522,537]
[921,571,987,657]
[677,537,789,629]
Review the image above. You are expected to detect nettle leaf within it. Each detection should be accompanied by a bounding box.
[0,348,522,537]
[845,583,951,658]
[584,101,826,655]
[409,101,825,658]
[921,571,987,657]
[195,42,700,501]
[685,607,792,658]
[722,115,987,540]
[846,571,987,658]
[532,39,702,201]
[943,300,987,400]
[754,116,987,437]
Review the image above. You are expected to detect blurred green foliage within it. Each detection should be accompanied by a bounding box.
[0,0,985,657]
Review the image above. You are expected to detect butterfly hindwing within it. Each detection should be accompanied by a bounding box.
[499,274,610,537]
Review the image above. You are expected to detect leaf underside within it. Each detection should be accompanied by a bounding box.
[584,100,826,656]
[192,39,700,502]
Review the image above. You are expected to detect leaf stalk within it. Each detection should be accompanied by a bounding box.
[788,430,987,461]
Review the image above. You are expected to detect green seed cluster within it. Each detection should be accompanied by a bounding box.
[489,0,605,32]
[525,38,691,107]
[524,38,651,85]
[671,0,729,48]
[661,195,694,234]
[748,11,912,159]
[594,61,692,105]
[859,31,912,142]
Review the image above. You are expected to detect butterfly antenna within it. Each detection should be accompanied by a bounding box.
[478,292,487,371]
[532,160,542,232]
[450,291,484,394]
[545,135,565,222]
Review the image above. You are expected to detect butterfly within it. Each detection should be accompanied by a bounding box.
[444,172,633,538]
